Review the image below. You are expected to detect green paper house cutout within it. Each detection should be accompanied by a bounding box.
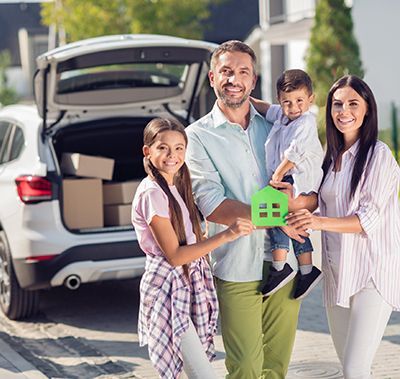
[251,186,288,227]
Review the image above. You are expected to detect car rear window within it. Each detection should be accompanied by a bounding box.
[57,63,188,94]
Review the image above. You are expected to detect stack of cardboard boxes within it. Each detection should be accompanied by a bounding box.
[103,181,141,227]
[61,153,141,230]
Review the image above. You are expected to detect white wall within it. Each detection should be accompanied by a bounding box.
[352,0,399,129]
[6,67,30,98]
[286,40,308,70]
[286,0,315,22]
[275,0,398,130]
[285,0,313,69]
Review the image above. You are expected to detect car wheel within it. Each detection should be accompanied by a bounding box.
[0,231,39,320]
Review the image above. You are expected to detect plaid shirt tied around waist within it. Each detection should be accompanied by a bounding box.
[138,254,218,378]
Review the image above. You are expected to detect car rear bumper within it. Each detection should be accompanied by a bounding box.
[12,240,145,290]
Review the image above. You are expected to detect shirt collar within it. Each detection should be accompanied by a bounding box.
[346,139,360,157]
[280,113,291,126]
[211,101,264,129]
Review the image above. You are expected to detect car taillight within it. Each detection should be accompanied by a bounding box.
[15,175,52,204]
[25,255,56,263]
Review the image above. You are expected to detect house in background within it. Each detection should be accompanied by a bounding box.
[0,1,49,98]
[246,0,399,129]
[1,0,258,103]
[3,0,397,129]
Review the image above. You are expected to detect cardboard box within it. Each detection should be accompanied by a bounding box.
[104,204,132,226]
[103,180,141,205]
[61,153,114,180]
[63,178,103,229]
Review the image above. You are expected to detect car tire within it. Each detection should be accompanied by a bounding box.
[0,231,40,320]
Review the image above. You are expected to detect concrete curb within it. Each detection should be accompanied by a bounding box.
[0,338,47,379]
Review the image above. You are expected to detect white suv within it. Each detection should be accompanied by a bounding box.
[0,34,216,319]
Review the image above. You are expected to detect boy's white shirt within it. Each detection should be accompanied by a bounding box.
[265,104,324,198]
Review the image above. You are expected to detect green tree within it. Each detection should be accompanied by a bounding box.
[305,0,364,142]
[41,0,216,42]
[0,50,18,106]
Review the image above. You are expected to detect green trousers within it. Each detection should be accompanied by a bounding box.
[216,262,300,379]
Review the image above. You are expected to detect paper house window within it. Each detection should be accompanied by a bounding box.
[251,186,288,226]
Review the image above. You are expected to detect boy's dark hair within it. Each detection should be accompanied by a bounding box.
[276,69,313,98]
[210,40,257,73]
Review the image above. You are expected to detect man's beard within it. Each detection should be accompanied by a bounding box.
[217,87,250,109]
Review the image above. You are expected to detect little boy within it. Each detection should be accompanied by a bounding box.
[253,69,324,300]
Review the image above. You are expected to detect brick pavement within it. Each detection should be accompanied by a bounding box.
[1,231,400,379]
[201,282,400,379]
[0,281,399,378]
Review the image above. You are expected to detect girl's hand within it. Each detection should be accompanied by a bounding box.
[225,218,255,241]
[286,209,322,231]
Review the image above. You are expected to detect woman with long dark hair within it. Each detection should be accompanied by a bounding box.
[287,76,400,378]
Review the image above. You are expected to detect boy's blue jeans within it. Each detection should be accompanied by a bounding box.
[268,227,313,256]
[268,175,313,256]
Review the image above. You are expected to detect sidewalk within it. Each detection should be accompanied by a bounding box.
[0,282,399,378]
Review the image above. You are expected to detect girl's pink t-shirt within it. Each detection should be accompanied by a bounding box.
[132,176,197,256]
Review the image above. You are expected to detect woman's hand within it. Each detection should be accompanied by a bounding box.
[225,218,255,241]
[286,209,322,231]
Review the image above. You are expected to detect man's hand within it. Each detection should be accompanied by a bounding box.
[280,225,308,243]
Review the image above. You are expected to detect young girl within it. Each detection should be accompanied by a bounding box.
[287,76,400,378]
[132,118,254,379]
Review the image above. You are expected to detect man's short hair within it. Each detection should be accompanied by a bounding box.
[276,69,313,98]
[210,40,257,74]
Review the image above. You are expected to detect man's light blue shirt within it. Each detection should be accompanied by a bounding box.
[186,102,272,282]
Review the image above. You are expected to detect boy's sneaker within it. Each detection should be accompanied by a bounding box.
[262,263,297,297]
[294,266,323,300]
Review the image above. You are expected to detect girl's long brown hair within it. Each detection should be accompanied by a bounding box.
[143,118,203,245]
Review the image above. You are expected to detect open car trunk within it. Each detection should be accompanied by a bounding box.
[39,35,217,233]
[52,117,152,233]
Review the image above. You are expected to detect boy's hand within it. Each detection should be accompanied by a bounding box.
[270,180,296,212]
[270,179,293,197]
[271,172,284,182]
[249,96,270,116]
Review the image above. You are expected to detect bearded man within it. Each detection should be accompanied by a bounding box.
[186,40,315,379]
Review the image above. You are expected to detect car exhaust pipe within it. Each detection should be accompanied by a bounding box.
[64,275,81,290]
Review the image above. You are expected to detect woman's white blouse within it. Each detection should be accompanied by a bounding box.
[320,171,342,268]
[319,140,400,311]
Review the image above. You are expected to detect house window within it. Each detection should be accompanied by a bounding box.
[272,203,281,218]
[259,203,281,219]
